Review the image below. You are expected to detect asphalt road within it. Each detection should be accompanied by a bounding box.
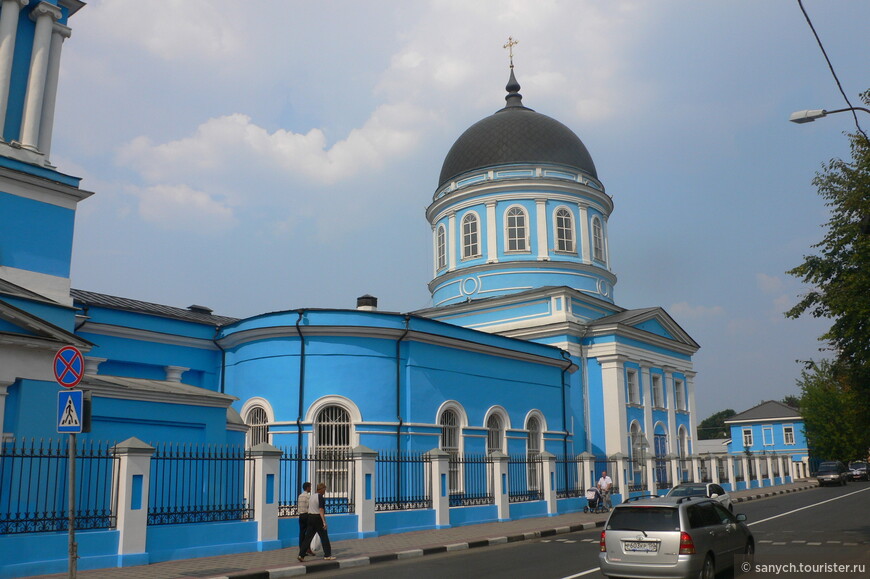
[320,481,870,579]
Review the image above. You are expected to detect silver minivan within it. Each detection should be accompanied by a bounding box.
[599,496,754,579]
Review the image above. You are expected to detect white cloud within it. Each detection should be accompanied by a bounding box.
[669,301,725,320]
[137,184,236,232]
[756,273,784,294]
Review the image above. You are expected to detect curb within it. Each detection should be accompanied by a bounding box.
[208,483,818,578]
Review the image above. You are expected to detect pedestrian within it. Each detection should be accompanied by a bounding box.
[597,470,613,508]
[296,482,315,556]
[298,482,334,561]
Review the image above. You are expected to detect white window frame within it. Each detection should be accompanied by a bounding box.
[783,425,795,445]
[504,205,529,253]
[626,369,640,404]
[592,216,605,262]
[652,374,664,408]
[674,379,685,411]
[461,211,481,259]
[742,428,753,448]
[436,224,447,271]
[762,426,774,446]
[526,415,543,493]
[554,207,575,253]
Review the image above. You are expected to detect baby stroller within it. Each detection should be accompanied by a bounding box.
[583,487,608,513]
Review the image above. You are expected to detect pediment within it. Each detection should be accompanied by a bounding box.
[0,298,91,350]
[590,307,699,351]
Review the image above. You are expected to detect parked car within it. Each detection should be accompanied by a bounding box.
[666,483,734,512]
[848,461,869,481]
[599,496,754,579]
[815,461,849,486]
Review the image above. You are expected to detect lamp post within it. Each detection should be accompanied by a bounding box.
[789,106,870,124]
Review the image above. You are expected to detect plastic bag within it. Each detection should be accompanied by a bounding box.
[311,532,323,554]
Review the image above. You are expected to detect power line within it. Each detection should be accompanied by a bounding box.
[796,0,868,141]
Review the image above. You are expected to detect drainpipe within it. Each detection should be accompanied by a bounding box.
[580,324,592,453]
[396,315,411,454]
[295,310,307,455]
[212,326,226,394]
[560,350,572,489]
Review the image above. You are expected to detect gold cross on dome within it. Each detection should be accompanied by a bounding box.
[503,36,519,68]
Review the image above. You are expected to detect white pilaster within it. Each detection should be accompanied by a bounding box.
[663,369,677,456]
[353,445,377,536]
[486,201,497,263]
[598,355,627,455]
[578,204,590,263]
[0,0,29,137]
[113,437,155,561]
[426,448,451,528]
[20,1,60,151]
[535,198,549,261]
[447,212,456,271]
[249,442,282,545]
[640,363,653,443]
[36,20,68,160]
[0,380,12,436]
[685,372,698,444]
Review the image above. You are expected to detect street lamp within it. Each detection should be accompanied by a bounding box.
[789,106,870,124]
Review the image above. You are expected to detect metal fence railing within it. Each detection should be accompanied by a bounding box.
[508,454,543,503]
[625,457,646,492]
[449,454,493,507]
[0,438,117,534]
[555,455,584,498]
[375,451,431,511]
[277,449,355,517]
[147,443,252,525]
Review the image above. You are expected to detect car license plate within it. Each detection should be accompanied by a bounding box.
[625,541,658,552]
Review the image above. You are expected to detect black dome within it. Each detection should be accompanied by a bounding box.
[438,71,597,187]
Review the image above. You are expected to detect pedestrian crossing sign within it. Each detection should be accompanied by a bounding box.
[58,390,83,433]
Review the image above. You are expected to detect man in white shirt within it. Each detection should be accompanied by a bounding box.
[597,470,613,508]
[297,482,313,553]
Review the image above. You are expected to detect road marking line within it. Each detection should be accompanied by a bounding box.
[747,486,870,527]
[560,567,601,578]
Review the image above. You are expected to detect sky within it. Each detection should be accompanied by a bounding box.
[56,1,869,420]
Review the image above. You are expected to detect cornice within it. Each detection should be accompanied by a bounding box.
[428,260,618,294]
[79,322,219,350]
[0,165,93,209]
[81,379,235,408]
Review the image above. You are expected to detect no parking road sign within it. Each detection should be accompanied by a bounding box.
[54,345,84,388]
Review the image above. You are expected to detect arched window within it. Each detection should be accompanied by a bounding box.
[629,422,647,491]
[440,409,461,493]
[436,224,447,270]
[592,216,604,262]
[462,212,479,259]
[527,416,542,494]
[674,379,685,411]
[315,405,351,495]
[486,414,503,454]
[505,206,528,252]
[245,405,269,449]
[554,208,574,252]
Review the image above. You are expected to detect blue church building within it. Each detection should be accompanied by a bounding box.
[0,2,719,575]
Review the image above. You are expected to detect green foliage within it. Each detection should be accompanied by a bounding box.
[797,359,868,461]
[781,394,801,409]
[697,409,736,440]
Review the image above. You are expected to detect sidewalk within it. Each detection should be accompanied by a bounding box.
[34,480,818,579]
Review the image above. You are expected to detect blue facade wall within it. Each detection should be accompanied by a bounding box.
[0,192,74,278]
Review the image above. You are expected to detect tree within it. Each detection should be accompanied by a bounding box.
[697,409,736,440]
[781,394,801,410]
[797,359,867,461]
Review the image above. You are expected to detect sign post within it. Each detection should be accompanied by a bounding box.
[55,345,84,579]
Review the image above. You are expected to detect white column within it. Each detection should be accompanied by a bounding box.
[541,451,557,515]
[353,445,377,536]
[426,448,451,528]
[711,457,720,485]
[776,455,784,483]
[691,455,700,483]
[740,456,750,487]
[20,1,60,150]
[490,451,510,521]
[113,437,155,562]
[578,204,590,263]
[249,442,282,545]
[663,369,677,458]
[753,456,763,487]
[36,20,68,160]
[0,0,29,138]
[765,455,773,486]
[598,355,627,455]
[535,198,549,261]
[486,201,497,263]
[645,456,656,496]
[640,363,653,443]
[447,212,456,271]
[685,371,698,444]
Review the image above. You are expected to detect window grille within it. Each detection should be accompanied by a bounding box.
[743,428,753,448]
[315,405,351,495]
[555,208,574,252]
[462,213,479,258]
[436,225,446,270]
[592,217,604,261]
[506,206,527,251]
[486,414,503,454]
[439,409,460,493]
[527,417,541,492]
[245,406,269,448]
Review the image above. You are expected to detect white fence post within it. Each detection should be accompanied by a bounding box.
[578,451,594,492]
[249,442,282,547]
[353,445,377,537]
[112,437,155,564]
[489,451,510,521]
[425,448,451,528]
[540,451,557,515]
